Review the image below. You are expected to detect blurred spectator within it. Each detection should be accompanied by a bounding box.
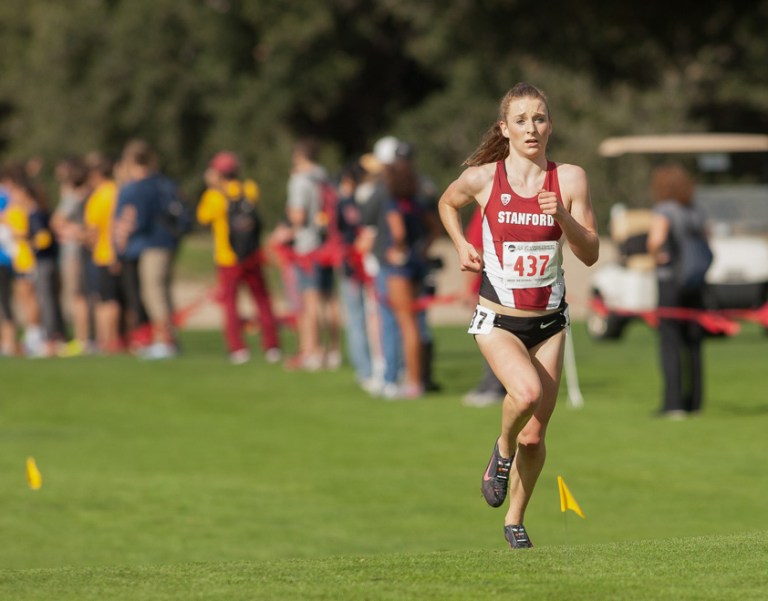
[197,150,281,364]
[647,163,711,418]
[83,152,122,354]
[112,153,150,350]
[283,138,340,371]
[51,156,94,356]
[28,174,66,356]
[114,139,184,359]
[361,137,439,399]
[336,157,377,391]
[0,181,17,355]
[0,164,44,356]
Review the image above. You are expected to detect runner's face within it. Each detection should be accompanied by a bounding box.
[500,97,551,157]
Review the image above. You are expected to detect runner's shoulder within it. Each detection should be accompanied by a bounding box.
[459,163,496,195]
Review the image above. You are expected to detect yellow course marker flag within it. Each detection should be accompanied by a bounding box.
[26,457,42,490]
[557,475,585,519]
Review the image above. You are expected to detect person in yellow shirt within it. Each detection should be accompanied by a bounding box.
[84,153,122,353]
[197,151,281,364]
[0,164,44,356]
[0,182,18,355]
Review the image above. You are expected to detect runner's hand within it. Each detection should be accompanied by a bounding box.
[537,189,561,216]
[458,241,483,273]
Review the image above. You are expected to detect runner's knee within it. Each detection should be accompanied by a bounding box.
[506,382,542,416]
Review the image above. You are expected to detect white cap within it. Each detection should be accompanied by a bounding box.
[373,136,400,165]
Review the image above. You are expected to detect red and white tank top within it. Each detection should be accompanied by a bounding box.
[480,160,566,310]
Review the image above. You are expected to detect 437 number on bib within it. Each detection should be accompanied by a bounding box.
[502,240,559,289]
[511,254,550,277]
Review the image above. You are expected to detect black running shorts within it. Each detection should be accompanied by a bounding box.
[492,305,569,349]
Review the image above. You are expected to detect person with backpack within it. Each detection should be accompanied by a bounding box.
[283,138,341,371]
[197,151,281,365]
[647,163,712,418]
[113,139,186,359]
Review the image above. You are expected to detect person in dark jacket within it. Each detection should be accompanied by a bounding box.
[646,163,711,418]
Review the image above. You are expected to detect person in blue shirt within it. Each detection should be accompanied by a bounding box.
[0,183,18,355]
[114,140,185,359]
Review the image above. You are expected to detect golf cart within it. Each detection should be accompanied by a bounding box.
[586,133,768,340]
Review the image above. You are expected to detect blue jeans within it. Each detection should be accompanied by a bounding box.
[376,269,400,385]
[376,267,433,386]
[339,275,372,381]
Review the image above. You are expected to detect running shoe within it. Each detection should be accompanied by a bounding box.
[481,440,513,508]
[504,524,534,549]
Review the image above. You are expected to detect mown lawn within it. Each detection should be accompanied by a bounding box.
[0,321,766,599]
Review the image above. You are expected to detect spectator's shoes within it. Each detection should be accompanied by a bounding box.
[380,382,423,401]
[462,389,505,408]
[284,354,322,372]
[504,524,533,549]
[481,441,513,508]
[324,350,342,370]
[58,339,86,358]
[139,343,178,360]
[229,349,251,365]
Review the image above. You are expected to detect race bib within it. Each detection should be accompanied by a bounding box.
[468,305,496,335]
[502,240,560,289]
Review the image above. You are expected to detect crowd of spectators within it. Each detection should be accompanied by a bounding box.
[0,136,452,400]
[0,139,187,360]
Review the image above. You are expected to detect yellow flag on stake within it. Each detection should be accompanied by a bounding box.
[26,457,42,490]
[557,475,585,519]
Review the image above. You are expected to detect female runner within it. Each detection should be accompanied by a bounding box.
[438,82,599,548]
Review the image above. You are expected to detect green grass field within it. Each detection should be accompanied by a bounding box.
[1,321,767,599]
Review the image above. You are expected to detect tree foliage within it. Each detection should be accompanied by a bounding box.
[1,0,766,223]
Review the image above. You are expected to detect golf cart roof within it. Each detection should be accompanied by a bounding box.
[598,133,768,157]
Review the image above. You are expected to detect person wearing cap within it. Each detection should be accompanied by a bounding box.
[197,151,281,365]
[360,137,440,399]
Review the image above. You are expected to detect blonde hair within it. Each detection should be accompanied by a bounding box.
[463,82,551,167]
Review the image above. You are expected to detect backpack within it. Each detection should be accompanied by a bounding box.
[667,203,713,291]
[677,236,713,291]
[315,180,339,243]
[158,177,193,240]
[226,179,262,260]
